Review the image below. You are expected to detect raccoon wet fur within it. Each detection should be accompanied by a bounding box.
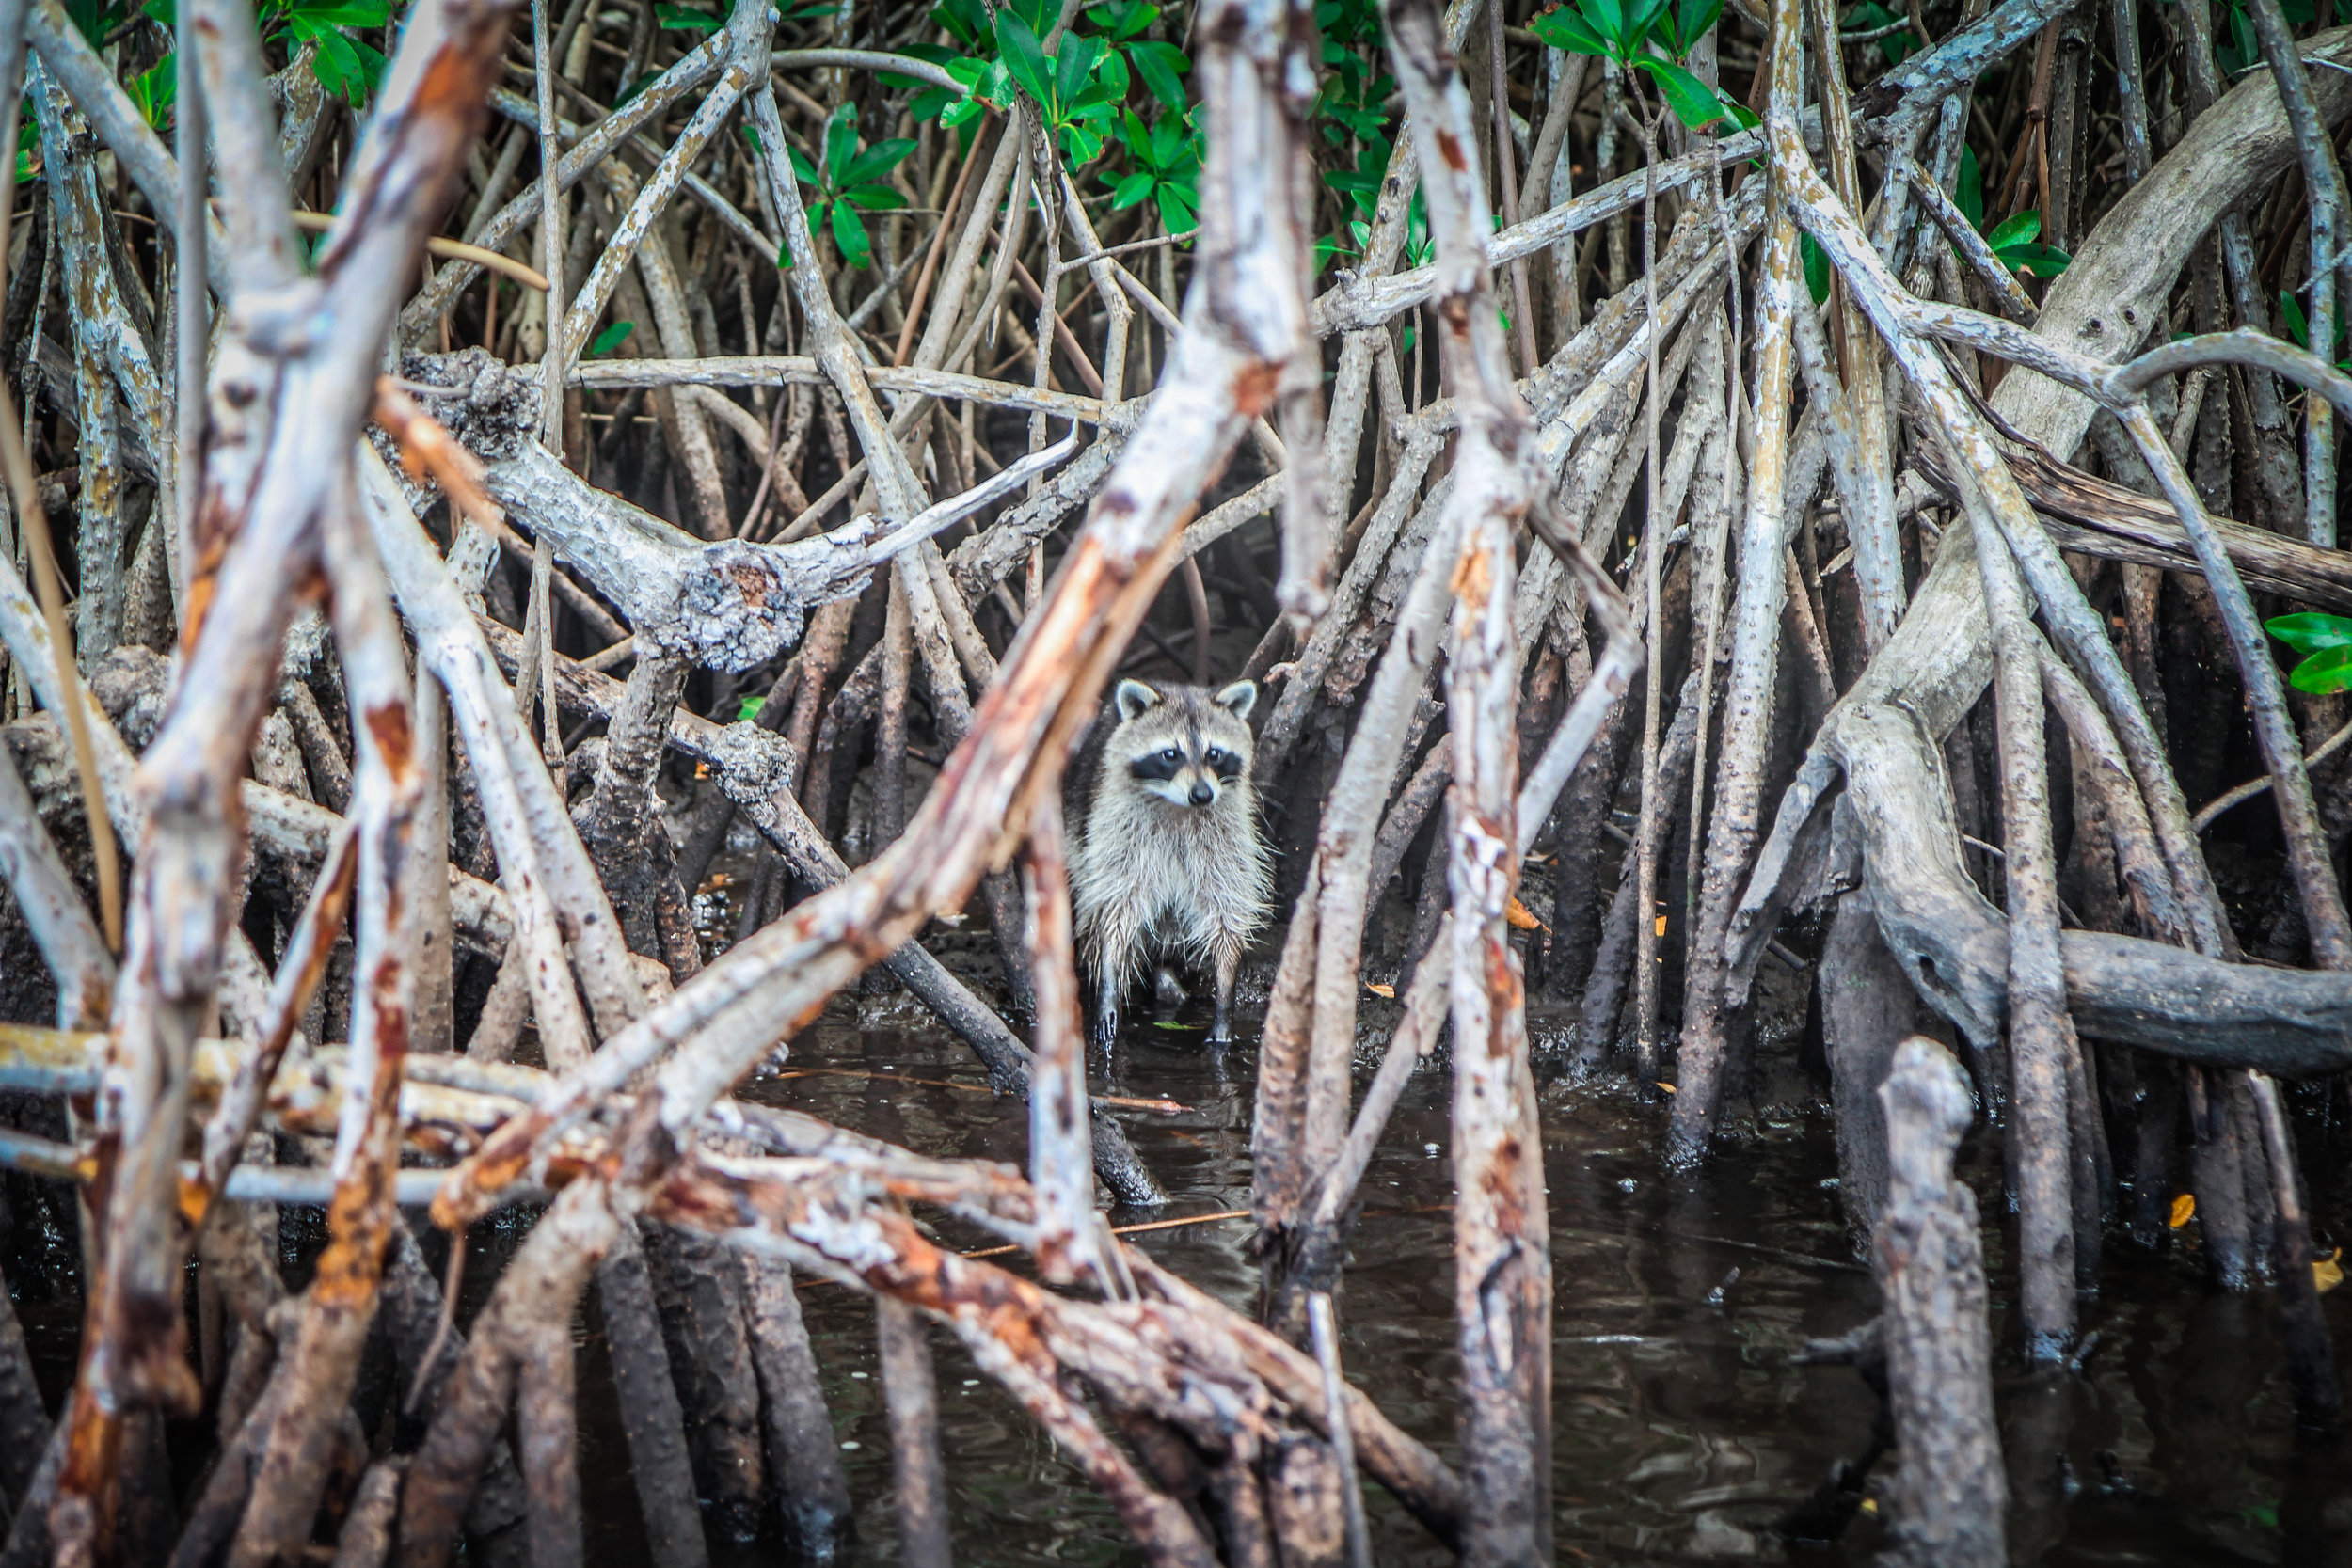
[1065,676,1272,1044]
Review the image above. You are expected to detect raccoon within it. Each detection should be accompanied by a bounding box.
[1065,677,1272,1044]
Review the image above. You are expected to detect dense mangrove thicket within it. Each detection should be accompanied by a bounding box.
[3,0,2352,1553]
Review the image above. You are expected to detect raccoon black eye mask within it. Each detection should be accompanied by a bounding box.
[1130,747,1185,783]
[1127,737,1244,786]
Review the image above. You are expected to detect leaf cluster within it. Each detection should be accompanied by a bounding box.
[2268,613,2352,694]
[1843,0,1920,64]
[1530,0,1754,134]
[913,0,1183,160]
[94,0,389,130]
[1950,149,2070,277]
[2276,290,2351,371]
[2210,0,2315,73]
[785,104,916,269]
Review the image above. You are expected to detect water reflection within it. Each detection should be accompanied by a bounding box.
[617,996,2352,1566]
[3,977,2323,1563]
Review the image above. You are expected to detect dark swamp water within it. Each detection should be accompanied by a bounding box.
[570,985,2352,1566]
[15,982,2352,1563]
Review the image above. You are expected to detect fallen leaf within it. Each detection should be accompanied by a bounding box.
[1654,915,1668,937]
[1859,1498,1878,1516]
[1656,1082,1677,1094]
[2169,1193,2196,1228]
[2317,1249,2344,1294]
[1506,896,1547,931]
[1365,982,1395,998]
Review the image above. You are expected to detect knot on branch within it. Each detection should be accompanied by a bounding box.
[655,540,818,670]
[704,721,796,805]
[394,348,541,461]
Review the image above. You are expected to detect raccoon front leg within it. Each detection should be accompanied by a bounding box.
[1092,981,1123,1046]
[1087,905,1149,1046]
[1207,930,1247,1044]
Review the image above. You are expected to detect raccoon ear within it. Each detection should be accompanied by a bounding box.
[1115,679,1163,721]
[1214,679,1258,721]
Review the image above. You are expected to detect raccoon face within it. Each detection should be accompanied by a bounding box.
[1112,678,1257,811]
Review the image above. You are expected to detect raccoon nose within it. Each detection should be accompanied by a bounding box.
[1188,780,1215,807]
